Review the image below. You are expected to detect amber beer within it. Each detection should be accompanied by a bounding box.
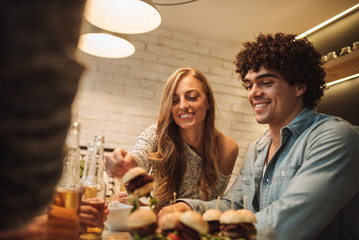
[83,186,97,199]
[47,188,81,240]
[81,186,105,237]
[81,198,105,236]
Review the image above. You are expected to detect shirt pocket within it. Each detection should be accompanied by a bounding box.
[268,165,301,202]
[241,171,253,185]
[272,165,301,181]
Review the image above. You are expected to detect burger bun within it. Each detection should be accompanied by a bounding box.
[123,167,147,184]
[133,181,154,197]
[202,209,222,221]
[237,209,257,223]
[180,211,208,234]
[220,209,257,224]
[126,208,157,228]
[159,211,182,230]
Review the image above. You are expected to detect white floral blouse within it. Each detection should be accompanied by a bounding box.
[129,124,230,204]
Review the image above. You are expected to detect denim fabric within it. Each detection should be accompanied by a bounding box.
[182,108,359,240]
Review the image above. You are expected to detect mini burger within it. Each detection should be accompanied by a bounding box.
[173,210,208,240]
[158,211,182,236]
[219,209,257,240]
[202,209,223,235]
[123,167,154,197]
[126,208,157,239]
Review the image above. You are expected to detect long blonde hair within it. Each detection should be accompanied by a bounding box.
[149,67,220,205]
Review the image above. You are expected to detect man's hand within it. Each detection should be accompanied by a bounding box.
[157,202,191,220]
[0,214,48,240]
[79,200,108,233]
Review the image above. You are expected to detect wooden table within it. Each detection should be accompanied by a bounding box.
[101,230,131,240]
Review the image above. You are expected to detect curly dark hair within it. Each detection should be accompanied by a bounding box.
[234,33,327,108]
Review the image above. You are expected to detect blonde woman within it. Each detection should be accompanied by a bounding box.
[105,67,238,209]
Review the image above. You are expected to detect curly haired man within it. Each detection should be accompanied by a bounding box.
[160,33,359,240]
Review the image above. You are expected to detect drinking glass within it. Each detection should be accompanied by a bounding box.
[340,46,351,56]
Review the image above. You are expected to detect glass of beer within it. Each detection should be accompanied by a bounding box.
[47,188,81,240]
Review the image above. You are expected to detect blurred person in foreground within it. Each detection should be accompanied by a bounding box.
[105,67,239,210]
[0,205,108,240]
[160,33,359,239]
[0,1,107,239]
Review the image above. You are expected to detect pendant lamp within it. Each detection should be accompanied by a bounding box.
[84,0,162,34]
[78,19,135,59]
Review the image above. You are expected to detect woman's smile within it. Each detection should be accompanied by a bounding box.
[179,112,196,119]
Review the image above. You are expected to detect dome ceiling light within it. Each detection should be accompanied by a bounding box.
[78,20,135,59]
[84,0,162,34]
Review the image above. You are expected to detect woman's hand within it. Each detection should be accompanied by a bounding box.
[112,192,150,207]
[112,191,130,204]
[104,148,137,179]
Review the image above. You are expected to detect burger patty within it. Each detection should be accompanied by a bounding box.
[126,174,154,193]
[207,220,220,234]
[129,222,158,237]
[161,228,175,236]
[220,222,256,239]
[174,221,201,240]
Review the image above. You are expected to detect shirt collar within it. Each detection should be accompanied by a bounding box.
[256,107,317,151]
[284,107,317,138]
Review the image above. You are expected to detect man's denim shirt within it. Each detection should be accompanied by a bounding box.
[182,108,359,240]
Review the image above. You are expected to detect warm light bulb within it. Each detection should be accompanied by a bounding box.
[85,0,162,34]
[78,33,135,58]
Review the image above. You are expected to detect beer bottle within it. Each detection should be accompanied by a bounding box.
[47,122,81,240]
[81,135,106,238]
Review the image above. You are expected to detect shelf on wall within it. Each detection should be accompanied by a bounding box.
[324,50,359,83]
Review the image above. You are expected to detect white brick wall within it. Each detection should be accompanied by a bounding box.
[73,27,268,187]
